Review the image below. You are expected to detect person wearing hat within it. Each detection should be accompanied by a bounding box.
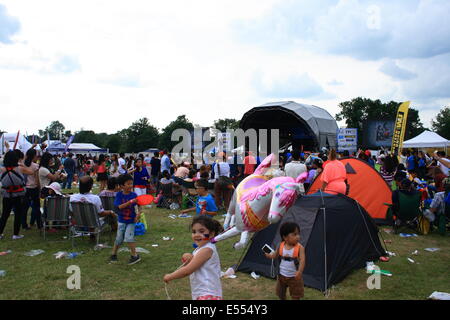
[424,177,450,230]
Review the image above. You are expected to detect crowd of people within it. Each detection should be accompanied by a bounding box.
[0,140,449,300]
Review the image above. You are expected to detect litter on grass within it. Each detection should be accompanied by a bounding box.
[162,237,174,241]
[54,251,68,259]
[178,214,192,218]
[428,291,450,300]
[24,249,45,256]
[0,250,12,256]
[168,214,177,219]
[383,228,394,234]
[399,233,418,237]
[0,270,6,277]
[118,247,150,254]
[411,250,419,255]
[250,271,260,280]
[94,244,112,250]
[152,244,159,247]
[407,258,415,263]
[424,248,440,252]
[386,251,397,257]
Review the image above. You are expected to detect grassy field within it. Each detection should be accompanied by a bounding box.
[0,189,449,300]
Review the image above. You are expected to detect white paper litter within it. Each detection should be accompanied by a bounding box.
[53,251,68,259]
[386,251,396,257]
[428,291,450,300]
[152,244,159,247]
[411,250,419,255]
[424,248,440,252]
[162,237,174,241]
[250,271,260,280]
[24,249,45,256]
[118,247,150,254]
[407,258,415,263]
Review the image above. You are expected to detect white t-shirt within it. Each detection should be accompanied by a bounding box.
[38,167,52,188]
[279,246,298,278]
[118,158,127,174]
[189,242,222,300]
[438,158,449,177]
[70,193,104,214]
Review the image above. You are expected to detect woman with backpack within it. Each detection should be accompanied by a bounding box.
[0,151,28,240]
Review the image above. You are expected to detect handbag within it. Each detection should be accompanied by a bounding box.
[216,162,233,188]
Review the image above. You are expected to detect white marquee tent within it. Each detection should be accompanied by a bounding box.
[402,131,449,151]
[0,132,41,155]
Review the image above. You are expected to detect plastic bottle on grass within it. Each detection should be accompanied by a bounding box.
[0,270,6,277]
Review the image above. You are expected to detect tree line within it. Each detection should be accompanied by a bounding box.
[1,98,448,152]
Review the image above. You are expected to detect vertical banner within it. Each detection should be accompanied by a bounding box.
[390,101,410,156]
[65,135,75,153]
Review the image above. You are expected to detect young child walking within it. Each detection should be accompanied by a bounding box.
[163,216,223,300]
[110,174,142,265]
[265,222,305,300]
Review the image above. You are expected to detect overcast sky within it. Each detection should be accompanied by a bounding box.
[0,0,449,135]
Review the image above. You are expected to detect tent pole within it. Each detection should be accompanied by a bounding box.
[319,190,328,296]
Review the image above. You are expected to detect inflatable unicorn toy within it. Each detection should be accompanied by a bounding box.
[211,153,307,249]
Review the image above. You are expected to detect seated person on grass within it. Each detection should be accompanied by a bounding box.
[180,179,218,218]
[70,176,117,231]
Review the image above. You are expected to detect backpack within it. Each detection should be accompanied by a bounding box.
[278,241,301,271]
[1,167,26,198]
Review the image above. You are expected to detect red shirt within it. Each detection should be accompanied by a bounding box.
[244,156,256,175]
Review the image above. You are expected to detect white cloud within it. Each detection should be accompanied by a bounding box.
[0,0,446,136]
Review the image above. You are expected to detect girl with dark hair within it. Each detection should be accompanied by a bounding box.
[39,152,63,198]
[95,154,108,191]
[163,216,223,300]
[128,158,150,197]
[23,148,42,229]
[0,151,27,239]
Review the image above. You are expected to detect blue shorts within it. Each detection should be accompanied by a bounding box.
[115,222,136,245]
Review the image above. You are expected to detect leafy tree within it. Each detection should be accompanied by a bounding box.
[159,115,194,151]
[106,134,122,153]
[213,118,241,132]
[125,118,160,152]
[431,106,450,139]
[335,97,426,146]
[44,121,66,140]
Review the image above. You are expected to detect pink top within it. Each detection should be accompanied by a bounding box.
[321,160,346,195]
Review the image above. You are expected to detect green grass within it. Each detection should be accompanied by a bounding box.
[0,188,449,300]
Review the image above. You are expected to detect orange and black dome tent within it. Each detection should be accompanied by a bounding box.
[307,158,392,224]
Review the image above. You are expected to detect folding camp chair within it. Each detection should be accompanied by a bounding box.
[42,196,71,240]
[390,191,422,234]
[100,196,115,211]
[180,180,198,208]
[69,202,111,247]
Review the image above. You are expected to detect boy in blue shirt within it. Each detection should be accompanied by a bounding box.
[180,179,218,218]
[110,174,142,265]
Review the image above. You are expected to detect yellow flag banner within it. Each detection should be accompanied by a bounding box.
[391,101,410,156]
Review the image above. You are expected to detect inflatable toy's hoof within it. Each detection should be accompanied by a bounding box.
[233,242,245,250]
